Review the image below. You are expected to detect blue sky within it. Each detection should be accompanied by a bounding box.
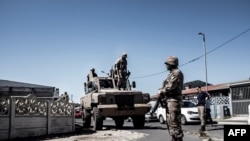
[1,0,250,103]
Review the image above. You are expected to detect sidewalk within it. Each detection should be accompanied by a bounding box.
[203,116,249,141]
[215,116,249,125]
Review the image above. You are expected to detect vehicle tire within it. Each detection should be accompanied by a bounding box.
[180,114,187,125]
[132,115,145,129]
[91,107,103,131]
[159,115,165,124]
[83,109,91,128]
[114,117,124,129]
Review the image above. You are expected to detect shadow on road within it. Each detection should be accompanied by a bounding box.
[10,120,172,141]
[9,124,95,141]
[103,124,167,131]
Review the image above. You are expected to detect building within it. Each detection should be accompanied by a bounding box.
[182,79,250,118]
[0,79,59,100]
[151,79,250,118]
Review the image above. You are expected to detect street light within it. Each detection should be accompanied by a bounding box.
[198,32,208,92]
[101,71,109,76]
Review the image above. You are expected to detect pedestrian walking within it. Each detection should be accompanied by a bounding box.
[159,56,184,141]
[196,86,209,131]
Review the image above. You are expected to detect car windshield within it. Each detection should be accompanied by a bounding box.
[182,101,196,108]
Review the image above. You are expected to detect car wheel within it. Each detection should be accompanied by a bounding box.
[180,114,187,125]
[159,115,165,124]
[127,117,132,122]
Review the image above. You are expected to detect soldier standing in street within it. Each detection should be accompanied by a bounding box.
[115,53,130,90]
[159,56,184,141]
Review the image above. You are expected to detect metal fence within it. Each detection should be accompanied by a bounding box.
[231,86,250,116]
[210,96,230,119]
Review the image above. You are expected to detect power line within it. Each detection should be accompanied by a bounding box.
[132,28,250,79]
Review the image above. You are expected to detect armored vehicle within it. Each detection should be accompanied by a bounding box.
[80,68,151,130]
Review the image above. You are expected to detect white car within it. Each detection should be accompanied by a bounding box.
[127,100,158,122]
[145,100,159,122]
[156,100,200,125]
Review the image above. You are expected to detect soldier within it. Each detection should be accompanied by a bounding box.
[159,56,184,141]
[62,92,69,102]
[115,53,130,90]
[87,68,98,82]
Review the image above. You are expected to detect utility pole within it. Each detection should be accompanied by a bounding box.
[198,32,208,92]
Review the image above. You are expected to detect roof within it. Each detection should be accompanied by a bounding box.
[228,79,250,87]
[184,80,212,88]
[0,79,54,88]
[182,83,229,95]
[150,79,250,97]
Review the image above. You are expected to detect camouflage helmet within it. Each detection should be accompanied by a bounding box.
[165,56,179,66]
[122,52,127,58]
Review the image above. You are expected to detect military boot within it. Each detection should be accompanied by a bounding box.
[199,125,206,131]
[171,136,176,141]
[176,138,183,141]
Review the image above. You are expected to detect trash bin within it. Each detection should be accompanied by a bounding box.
[223,106,230,117]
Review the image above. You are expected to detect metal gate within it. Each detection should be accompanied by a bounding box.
[230,86,250,116]
[210,96,230,118]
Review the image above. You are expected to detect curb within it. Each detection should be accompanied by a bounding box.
[184,130,224,141]
[205,133,223,141]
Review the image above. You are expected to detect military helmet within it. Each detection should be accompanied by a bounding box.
[122,52,127,58]
[165,56,179,66]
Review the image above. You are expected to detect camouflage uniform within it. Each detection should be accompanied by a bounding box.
[87,68,98,82]
[160,56,184,141]
[115,53,128,90]
[61,92,69,102]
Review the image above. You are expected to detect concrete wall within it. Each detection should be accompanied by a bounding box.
[0,94,75,140]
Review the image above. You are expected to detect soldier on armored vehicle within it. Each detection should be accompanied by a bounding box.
[81,60,151,131]
[114,53,130,90]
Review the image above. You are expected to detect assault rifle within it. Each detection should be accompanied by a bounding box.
[151,79,169,114]
[150,88,170,133]
[151,91,168,114]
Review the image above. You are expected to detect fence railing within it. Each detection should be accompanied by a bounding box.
[210,96,231,119]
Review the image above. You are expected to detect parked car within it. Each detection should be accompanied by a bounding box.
[127,100,159,122]
[156,100,200,125]
[145,100,159,122]
[75,107,83,118]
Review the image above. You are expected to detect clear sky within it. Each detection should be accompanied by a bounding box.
[1,0,250,103]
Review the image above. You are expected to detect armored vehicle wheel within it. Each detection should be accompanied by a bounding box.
[83,109,91,128]
[114,117,124,129]
[132,115,145,129]
[91,107,103,130]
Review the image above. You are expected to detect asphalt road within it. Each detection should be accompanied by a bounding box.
[75,118,224,141]
[13,118,223,141]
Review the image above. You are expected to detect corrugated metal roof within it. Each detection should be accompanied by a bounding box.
[182,83,229,95]
[228,79,250,86]
[0,79,54,88]
[150,79,250,98]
